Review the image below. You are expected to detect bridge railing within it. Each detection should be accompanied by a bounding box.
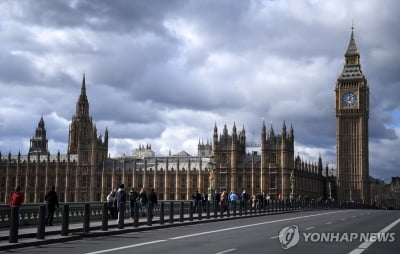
[0,199,375,229]
[0,200,195,229]
[4,199,376,243]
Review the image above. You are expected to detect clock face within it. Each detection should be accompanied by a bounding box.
[342,92,357,107]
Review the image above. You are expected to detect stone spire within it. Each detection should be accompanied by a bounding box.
[339,26,364,80]
[76,73,90,118]
[345,26,359,57]
[29,116,49,156]
[223,123,228,136]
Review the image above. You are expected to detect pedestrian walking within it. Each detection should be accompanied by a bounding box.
[192,190,201,212]
[106,188,117,219]
[129,188,138,218]
[10,186,24,207]
[229,191,238,211]
[240,188,249,210]
[138,188,148,217]
[201,192,208,211]
[10,186,24,226]
[115,184,127,222]
[148,188,158,219]
[220,191,228,211]
[44,185,59,226]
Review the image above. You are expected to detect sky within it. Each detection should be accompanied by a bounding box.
[0,0,399,182]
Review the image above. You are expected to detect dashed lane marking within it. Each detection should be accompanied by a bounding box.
[216,249,236,254]
[84,240,168,254]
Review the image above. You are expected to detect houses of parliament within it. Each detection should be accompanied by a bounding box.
[0,29,370,204]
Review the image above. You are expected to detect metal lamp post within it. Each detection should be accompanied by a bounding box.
[328,182,332,200]
[207,155,216,201]
[289,170,295,199]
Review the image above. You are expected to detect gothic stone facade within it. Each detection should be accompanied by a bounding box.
[335,28,370,203]
[210,122,332,200]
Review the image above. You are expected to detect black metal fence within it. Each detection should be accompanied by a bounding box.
[5,199,374,243]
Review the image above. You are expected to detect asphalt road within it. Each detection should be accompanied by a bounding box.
[3,209,399,254]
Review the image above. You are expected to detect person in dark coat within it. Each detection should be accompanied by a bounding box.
[138,188,148,216]
[129,188,138,218]
[148,189,158,219]
[115,184,127,222]
[192,190,201,212]
[45,185,59,226]
[201,192,208,211]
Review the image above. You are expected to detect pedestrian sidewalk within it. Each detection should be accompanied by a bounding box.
[0,215,165,251]
[0,209,302,251]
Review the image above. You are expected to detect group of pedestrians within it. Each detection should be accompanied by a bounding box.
[192,188,250,212]
[106,185,158,221]
[10,184,160,227]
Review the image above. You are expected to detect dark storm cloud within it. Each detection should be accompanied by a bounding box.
[0,0,400,181]
[6,0,180,33]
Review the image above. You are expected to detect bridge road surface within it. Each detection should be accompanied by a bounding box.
[2,209,399,254]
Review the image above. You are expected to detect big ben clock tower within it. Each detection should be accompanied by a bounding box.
[335,27,370,204]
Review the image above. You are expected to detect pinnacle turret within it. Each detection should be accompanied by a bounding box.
[345,27,359,57]
[76,73,90,118]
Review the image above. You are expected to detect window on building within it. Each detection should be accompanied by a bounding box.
[148,174,154,187]
[181,175,186,188]
[82,175,87,186]
[271,174,277,189]
[107,176,111,188]
[95,175,101,188]
[238,176,243,189]
[222,154,227,164]
[70,177,75,188]
[221,174,227,189]
[192,175,197,188]
[158,175,164,188]
[246,174,251,188]
[138,175,143,188]
[270,154,277,164]
[169,175,174,189]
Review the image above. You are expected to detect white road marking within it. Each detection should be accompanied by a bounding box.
[85,210,350,254]
[305,226,315,230]
[84,240,168,254]
[215,248,236,254]
[340,218,346,221]
[352,216,357,218]
[326,221,332,225]
[348,217,400,254]
[270,235,279,239]
[169,210,347,240]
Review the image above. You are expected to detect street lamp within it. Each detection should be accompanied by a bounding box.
[289,170,295,199]
[328,182,332,200]
[207,155,216,201]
